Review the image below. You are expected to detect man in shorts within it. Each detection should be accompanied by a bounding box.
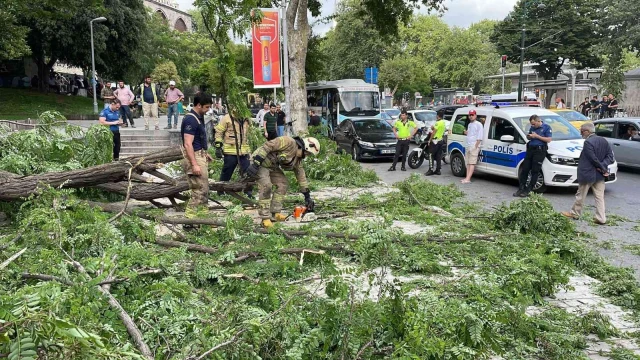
[461,109,483,183]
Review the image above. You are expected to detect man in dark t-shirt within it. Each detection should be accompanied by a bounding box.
[263,103,279,140]
[599,96,609,119]
[608,94,618,118]
[276,104,286,137]
[309,110,321,127]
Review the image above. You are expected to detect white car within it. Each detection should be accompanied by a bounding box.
[382,108,401,120]
[446,106,618,192]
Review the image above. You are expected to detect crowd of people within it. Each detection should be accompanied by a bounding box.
[578,94,619,119]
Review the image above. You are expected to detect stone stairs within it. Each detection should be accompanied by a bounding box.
[120,129,173,158]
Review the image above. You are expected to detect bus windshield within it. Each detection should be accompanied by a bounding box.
[513,115,582,140]
[340,91,379,116]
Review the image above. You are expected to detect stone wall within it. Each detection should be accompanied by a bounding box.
[144,0,192,32]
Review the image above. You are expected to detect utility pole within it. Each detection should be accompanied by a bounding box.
[281,4,290,116]
[90,17,107,114]
[517,27,526,102]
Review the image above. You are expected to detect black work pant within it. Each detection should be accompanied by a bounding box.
[429,140,444,171]
[518,146,547,191]
[119,105,134,126]
[219,154,252,195]
[112,131,121,160]
[392,139,410,168]
[266,130,278,141]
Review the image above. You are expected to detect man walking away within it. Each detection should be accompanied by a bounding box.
[140,75,159,130]
[214,108,252,197]
[562,123,615,225]
[608,94,618,118]
[388,110,416,171]
[164,80,184,129]
[263,103,279,140]
[181,93,214,219]
[461,109,483,183]
[256,103,269,127]
[276,104,286,137]
[99,99,123,161]
[425,110,447,176]
[513,115,552,197]
[114,81,135,128]
[101,82,115,110]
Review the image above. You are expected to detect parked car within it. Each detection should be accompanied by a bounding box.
[380,111,394,125]
[594,118,640,169]
[429,105,467,121]
[334,118,397,161]
[382,108,401,120]
[551,109,591,130]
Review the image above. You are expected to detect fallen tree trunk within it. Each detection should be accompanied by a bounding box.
[0,147,183,201]
[95,179,252,201]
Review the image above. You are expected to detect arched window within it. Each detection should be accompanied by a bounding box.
[175,18,187,32]
[156,9,168,24]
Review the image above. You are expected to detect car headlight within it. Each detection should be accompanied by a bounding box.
[358,140,374,148]
[547,154,578,166]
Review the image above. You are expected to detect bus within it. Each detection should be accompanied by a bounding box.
[306,79,380,137]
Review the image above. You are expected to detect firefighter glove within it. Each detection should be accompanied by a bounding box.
[214,142,223,159]
[302,189,314,212]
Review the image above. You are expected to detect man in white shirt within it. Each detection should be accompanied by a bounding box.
[256,103,269,127]
[461,109,483,184]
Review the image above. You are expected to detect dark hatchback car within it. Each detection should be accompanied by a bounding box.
[335,118,398,161]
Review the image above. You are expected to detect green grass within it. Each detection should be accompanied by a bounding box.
[0,88,95,120]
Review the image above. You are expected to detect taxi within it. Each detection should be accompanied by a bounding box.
[447,104,618,192]
[551,109,592,130]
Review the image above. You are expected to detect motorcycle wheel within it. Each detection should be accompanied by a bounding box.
[408,151,424,169]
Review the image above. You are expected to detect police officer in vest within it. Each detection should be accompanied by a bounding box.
[99,98,123,161]
[214,107,252,197]
[514,114,552,197]
[181,93,214,219]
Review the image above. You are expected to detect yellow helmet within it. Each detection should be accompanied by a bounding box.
[302,137,320,156]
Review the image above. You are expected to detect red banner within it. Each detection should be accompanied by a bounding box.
[251,9,281,88]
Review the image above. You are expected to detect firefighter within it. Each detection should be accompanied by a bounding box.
[214,108,252,197]
[244,136,320,228]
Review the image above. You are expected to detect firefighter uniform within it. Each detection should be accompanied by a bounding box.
[251,137,310,221]
[214,114,252,192]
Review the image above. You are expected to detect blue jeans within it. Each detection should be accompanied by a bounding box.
[167,103,179,126]
[277,125,285,137]
[119,105,134,125]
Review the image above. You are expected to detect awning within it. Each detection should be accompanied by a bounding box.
[522,79,568,89]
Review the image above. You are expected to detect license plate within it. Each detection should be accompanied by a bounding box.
[381,149,395,154]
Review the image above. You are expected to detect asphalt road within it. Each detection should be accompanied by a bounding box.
[359,150,640,279]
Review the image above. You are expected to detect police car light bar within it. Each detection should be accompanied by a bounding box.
[475,101,541,108]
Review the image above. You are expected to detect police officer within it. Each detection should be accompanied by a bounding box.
[99,98,123,161]
[244,136,320,228]
[388,109,417,171]
[214,108,252,197]
[181,93,214,218]
[425,110,447,176]
[514,114,552,197]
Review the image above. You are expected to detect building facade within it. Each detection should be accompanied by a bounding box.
[144,0,192,32]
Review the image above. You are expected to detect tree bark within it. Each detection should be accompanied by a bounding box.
[287,0,310,135]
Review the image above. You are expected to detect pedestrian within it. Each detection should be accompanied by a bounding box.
[461,109,483,183]
[561,123,615,225]
[590,95,599,120]
[256,103,269,127]
[214,107,252,197]
[263,103,279,140]
[276,104,286,137]
[425,110,447,176]
[99,98,123,161]
[513,114,552,197]
[113,81,135,128]
[309,110,321,127]
[555,97,566,109]
[164,80,184,129]
[579,97,591,116]
[388,110,417,172]
[101,81,115,109]
[180,93,214,219]
[140,75,159,130]
[608,94,618,118]
[244,136,320,228]
[598,95,609,119]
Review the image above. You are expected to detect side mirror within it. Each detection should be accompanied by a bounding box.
[500,135,515,142]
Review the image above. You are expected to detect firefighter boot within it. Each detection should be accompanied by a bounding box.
[262,219,274,228]
[273,213,288,222]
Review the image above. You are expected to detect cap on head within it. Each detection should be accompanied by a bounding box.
[302,137,320,156]
[169,80,176,86]
[468,109,476,115]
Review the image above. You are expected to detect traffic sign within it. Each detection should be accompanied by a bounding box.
[364,67,378,84]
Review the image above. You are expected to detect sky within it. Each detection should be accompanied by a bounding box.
[174,0,519,34]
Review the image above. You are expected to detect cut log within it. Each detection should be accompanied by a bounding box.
[95,180,252,201]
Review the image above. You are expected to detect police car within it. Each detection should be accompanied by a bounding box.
[446,104,618,192]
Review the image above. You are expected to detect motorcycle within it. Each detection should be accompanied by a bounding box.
[408,126,448,169]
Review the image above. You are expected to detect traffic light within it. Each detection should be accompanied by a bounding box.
[501,55,507,68]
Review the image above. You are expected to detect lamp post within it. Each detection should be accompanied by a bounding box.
[517,2,545,102]
[90,17,107,114]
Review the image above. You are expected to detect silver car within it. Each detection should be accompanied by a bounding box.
[594,118,640,169]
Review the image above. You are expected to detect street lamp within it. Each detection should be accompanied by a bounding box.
[517,2,545,102]
[90,16,107,114]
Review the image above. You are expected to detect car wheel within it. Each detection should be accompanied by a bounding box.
[352,143,362,162]
[408,151,424,169]
[450,152,466,177]
[519,167,547,193]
